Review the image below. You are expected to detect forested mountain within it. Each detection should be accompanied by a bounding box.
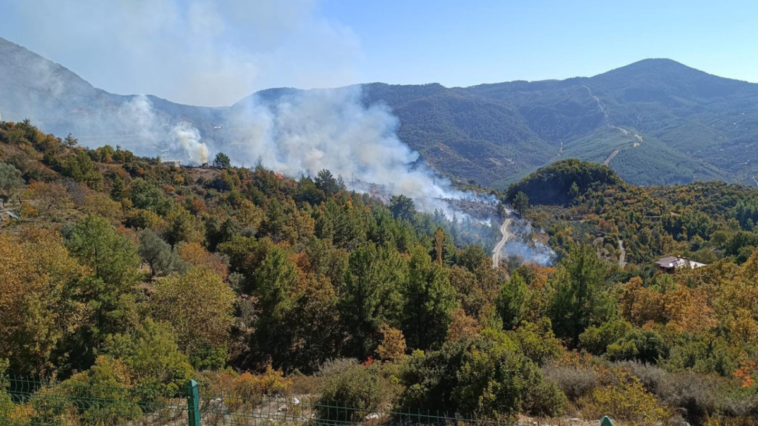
[2,36,758,188]
[3,120,758,424]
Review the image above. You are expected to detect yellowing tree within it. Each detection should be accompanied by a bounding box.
[0,228,88,376]
[446,307,481,342]
[376,325,407,361]
[23,181,74,220]
[177,242,228,279]
[152,267,235,356]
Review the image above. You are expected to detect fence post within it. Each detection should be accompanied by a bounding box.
[186,379,201,426]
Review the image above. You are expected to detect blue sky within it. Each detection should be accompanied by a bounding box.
[1,0,756,105]
[323,0,758,86]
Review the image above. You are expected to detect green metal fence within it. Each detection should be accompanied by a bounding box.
[2,376,512,426]
[3,376,188,425]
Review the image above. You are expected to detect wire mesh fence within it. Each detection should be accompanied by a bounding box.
[197,394,511,426]
[2,376,513,426]
[3,376,188,425]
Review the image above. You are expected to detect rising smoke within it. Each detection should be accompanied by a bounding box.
[223,86,477,216]
[172,121,209,164]
[502,214,556,266]
[116,95,211,164]
[0,0,556,265]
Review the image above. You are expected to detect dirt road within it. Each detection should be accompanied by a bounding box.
[603,149,620,166]
[492,215,514,268]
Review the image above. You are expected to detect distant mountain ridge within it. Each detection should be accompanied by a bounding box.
[2,35,757,188]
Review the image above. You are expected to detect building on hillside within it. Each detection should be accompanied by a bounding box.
[161,159,182,167]
[655,256,707,273]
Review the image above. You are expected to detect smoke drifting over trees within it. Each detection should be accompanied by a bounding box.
[223,86,478,215]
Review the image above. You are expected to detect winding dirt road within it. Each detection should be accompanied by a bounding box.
[583,84,644,167]
[603,149,620,166]
[492,216,514,268]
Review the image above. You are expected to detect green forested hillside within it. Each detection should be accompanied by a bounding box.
[509,159,758,265]
[3,122,758,424]
[467,59,758,187]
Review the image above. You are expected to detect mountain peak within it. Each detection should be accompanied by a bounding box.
[594,58,703,79]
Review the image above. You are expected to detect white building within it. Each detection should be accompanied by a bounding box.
[655,256,707,273]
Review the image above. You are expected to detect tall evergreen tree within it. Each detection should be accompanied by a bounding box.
[402,246,458,350]
[339,243,406,358]
[550,244,612,346]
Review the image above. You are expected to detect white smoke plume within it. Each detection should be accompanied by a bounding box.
[502,213,556,266]
[0,0,359,107]
[113,95,210,164]
[172,122,209,164]
[223,86,474,215]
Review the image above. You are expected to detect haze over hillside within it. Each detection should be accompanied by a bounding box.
[2,36,758,188]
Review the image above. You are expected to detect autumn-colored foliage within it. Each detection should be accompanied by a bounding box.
[376,325,407,361]
[3,121,758,423]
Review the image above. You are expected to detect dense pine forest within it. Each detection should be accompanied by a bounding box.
[2,120,758,425]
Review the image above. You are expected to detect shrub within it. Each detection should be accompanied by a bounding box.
[30,356,142,425]
[453,344,566,420]
[512,318,563,366]
[398,333,566,420]
[658,371,719,425]
[617,361,667,394]
[102,319,194,402]
[0,162,23,198]
[666,335,740,377]
[580,370,671,424]
[0,360,32,426]
[290,372,321,395]
[316,364,387,422]
[579,320,633,355]
[398,341,474,414]
[230,366,292,408]
[619,362,719,425]
[607,328,668,364]
[523,379,569,418]
[317,358,360,377]
[542,365,600,402]
[202,366,292,411]
[717,390,758,422]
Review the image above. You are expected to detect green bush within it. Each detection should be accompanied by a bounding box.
[399,334,565,421]
[579,319,633,355]
[30,356,142,426]
[607,328,668,364]
[715,388,758,423]
[102,319,194,403]
[454,343,566,420]
[316,364,387,422]
[398,339,477,413]
[511,318,563,366]
[523,378,569,418]
[0,359,24,426]
[666,335,740,377]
